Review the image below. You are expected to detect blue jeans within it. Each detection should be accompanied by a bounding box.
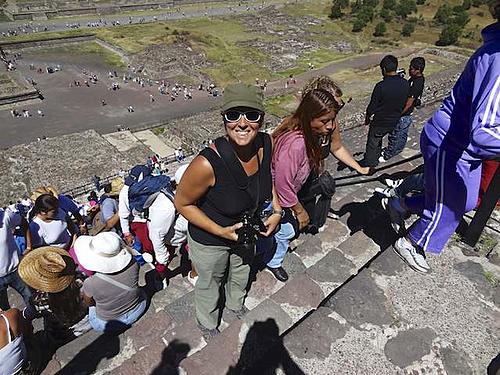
[395,173,424,198]
[89,297,147,333]
[384,115,413,159]
[267,222,296,268]
[0,270,32,310]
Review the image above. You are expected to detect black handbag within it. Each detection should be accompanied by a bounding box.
[297,170,336,234]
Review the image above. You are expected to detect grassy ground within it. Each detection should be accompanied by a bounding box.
[0,29,88,44]
[264,93,297,118]
[0,72,22,95]
[31,41,126,69]
[94,17,275,84]
[278,49,354,78]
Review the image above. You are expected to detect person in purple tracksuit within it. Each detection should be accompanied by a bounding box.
[384,13,500,273]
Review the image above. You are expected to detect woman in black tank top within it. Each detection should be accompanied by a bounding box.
[174,84,282,336]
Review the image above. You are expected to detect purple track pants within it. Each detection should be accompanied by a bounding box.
[404,131,482,254]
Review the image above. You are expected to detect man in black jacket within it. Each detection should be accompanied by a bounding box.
[360,55,409,167]
[381,57,426,162]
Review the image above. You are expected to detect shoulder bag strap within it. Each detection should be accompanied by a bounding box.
[94,273,134,292]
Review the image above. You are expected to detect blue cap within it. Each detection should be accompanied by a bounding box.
[124,165,151,186]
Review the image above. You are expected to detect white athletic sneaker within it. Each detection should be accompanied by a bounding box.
[393,237,429,273]
[187,271,198,286]
[374,187,396,198]
[381,197,406,234]
[384,178,404,189]
[412,247,430,271]
[378,156,387,163]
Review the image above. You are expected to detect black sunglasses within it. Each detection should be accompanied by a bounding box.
[223,110,263,123]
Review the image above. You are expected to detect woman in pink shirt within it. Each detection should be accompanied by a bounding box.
[267,85,368,282]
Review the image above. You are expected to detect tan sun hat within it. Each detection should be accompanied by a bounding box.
[30,185,59,201]
[18,247,76,293]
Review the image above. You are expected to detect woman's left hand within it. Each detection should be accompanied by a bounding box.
[260,213,281,237]
[358,166,371,175]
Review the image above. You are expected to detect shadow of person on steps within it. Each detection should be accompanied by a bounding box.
[332,195,398,251]
[55,334,120,375]
[151,339,191,375]
[227,318,305,375]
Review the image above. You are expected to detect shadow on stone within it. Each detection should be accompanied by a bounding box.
[55,334,120,375]
[332,195,398,250]
[150,339,190,375]
[227,318,305,375]
[487,352,500,375]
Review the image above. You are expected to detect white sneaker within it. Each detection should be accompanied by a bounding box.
[187,272,198,286]
[393,237,429,273]
[381,197,406,234]
[378,156,387,163]
[374,187,396,198]
[384,178,403,188]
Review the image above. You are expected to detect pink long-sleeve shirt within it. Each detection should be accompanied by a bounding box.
[272,131,312,208]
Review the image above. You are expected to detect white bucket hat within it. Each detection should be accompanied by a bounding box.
[74,232,132,274]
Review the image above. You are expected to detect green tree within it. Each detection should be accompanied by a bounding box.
[380,7,393,22]
[434,4,452,24]
[358,6,375,22]
[436,23,462,45]
[330,3,343,18]
[373,21,387,36]
[352,18,367,32]
[395,0,417,18]
[453,9,471,27]
[401,21,415,36]
[383,0,397,9]
[471,0,486,6]
[364,0,380,7]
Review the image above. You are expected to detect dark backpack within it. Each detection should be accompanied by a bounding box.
[128,175,174,218]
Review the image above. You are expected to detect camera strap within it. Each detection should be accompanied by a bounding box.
[214,134,262,214]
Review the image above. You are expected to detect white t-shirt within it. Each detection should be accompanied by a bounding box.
[30,208,72,249]
[147,193,177,265]
[0,208,22,277]
[118,185,146,235]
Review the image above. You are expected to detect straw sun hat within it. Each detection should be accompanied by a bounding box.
[18,247,76,293]
[108,177,124,196]
[30,185,59,201]
[74,232,132,274]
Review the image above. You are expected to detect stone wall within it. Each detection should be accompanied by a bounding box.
[6,0,231,20]
[0,129,143,204]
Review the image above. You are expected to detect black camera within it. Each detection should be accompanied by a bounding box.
[236,212,267,252]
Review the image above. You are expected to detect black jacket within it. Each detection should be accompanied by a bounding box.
[365,75,409,129]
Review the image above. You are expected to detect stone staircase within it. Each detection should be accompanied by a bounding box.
[23,143,422,374]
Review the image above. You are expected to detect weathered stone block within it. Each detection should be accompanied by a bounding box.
[384,328,437,368]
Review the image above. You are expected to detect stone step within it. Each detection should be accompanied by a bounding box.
[100,181,397,374]
[133,130,177,159]
[102,130,152,164]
